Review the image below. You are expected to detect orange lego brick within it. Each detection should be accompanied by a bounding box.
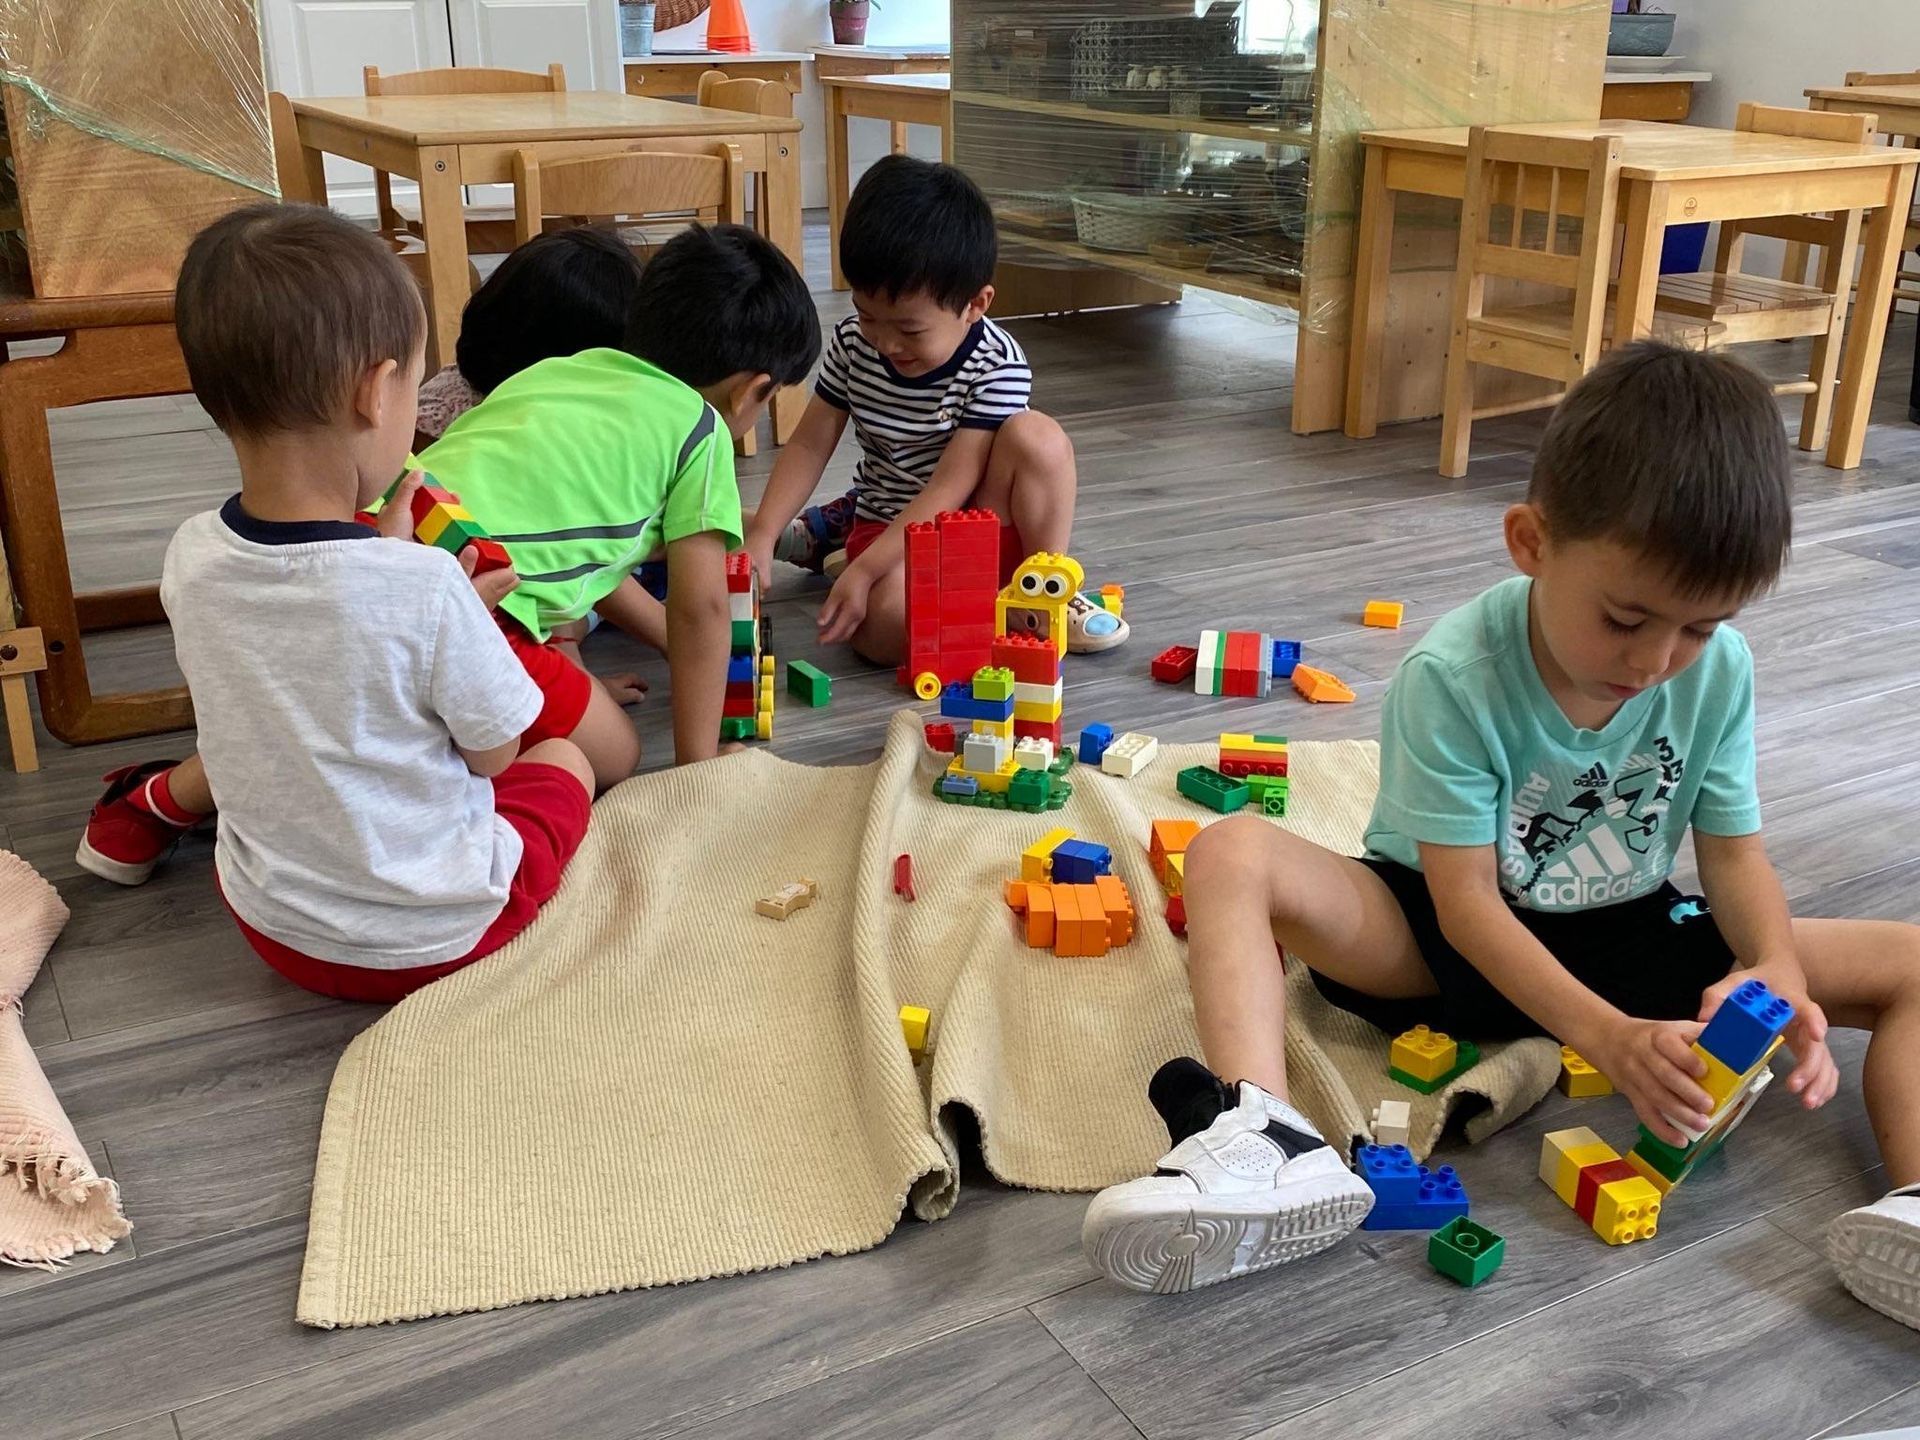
[1096,874,1135,946]
[1025,882,1056,948]
[1070,884,1110,956]
[1004,879,1028,910]
[1292,664,1356,704]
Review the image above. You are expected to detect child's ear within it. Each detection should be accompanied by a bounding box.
[963,284,995,323]
[733,372,776,419]
[353,357,400,430]
[1504,502,1550,576]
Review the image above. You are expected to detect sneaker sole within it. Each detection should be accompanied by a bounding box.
[74,835,161,887]
[1083,1176,1373,1295]
[1067,630,1129,655]
[1829,1210,1920,1330]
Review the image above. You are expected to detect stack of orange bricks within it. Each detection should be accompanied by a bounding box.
[1004,874,1135,957]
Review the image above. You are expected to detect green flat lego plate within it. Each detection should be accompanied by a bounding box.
[932,773,1072,812]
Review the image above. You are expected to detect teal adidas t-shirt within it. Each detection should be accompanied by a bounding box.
[418,348,744,641]
[1363,575,1761,911]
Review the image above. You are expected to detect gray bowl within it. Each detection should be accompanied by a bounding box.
[1609,12,1676,56]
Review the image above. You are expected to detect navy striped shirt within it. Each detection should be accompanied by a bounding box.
[816,314,1032,523]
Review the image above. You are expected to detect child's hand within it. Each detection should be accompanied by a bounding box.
[1584,1014,1715,1147]
[458,543,519,611]
[746,534,777,591]
[597,672,648,707]
[375,469,426,541]
[1698,963,1838,1110]
[817,565,875,645]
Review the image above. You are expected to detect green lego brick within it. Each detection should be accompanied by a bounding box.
[1245,773,1289,798]
[971,666,1015,702]
[1428,1216,1505,1287]
[1390,1039,1481,1095]
[1050,750,1075,775]
[731,619,758,651]
[719,716,756,742]
[1261,791,1287,817]
[786,659,831,707]
[1630,1126,1693,1181]
[427,514,489,555]
[1007,767,1051,808]
[1177,765,1249,814]
[931,772,1072,813]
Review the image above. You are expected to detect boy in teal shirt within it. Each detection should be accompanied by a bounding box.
[1082,344,1920,1335]
[420,224,819,777]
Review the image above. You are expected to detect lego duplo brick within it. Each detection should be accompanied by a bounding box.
[1537,1126,1607,1189]
[786,660,831,707]
[1363,600,1404,629]
[1101,732,1159,778]
[1095,874,1135,945]
[1050,839,1112,885]
[1013,718,1063,749]
[1272,638,1302,676]
[1390,1025,1458,1083]
[1355,1143,1422,1204]
[899,1004,931,1057]
[1164,893,1187,935]
[1590,1175,1662,1245]
[1292,664,1356,704]
[1573,1158,1642,1225]
[1023,827,1076,882]
[993,631,1060,685]
[1360,1164,1469,1230]
[1558,1045,1614,1097]
[1149,820,1201,884]
[1078,723,1115,766]
[1370,1099,1412,1148]
[1152,644,1198,684]
[1194,630,1227,696]
[1165,852,1185,898]
[1390,1038,1480,1095]
[1696,978,1794,1075]
[1014,738,1055,770]
[1006,768,1053,809]
[1428,1216,1504,1286]
[972,666,1015,702]
[1177,765,1249,814]
[940,684,1015,723]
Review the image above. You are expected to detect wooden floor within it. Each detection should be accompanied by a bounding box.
[5,221,1920,1439]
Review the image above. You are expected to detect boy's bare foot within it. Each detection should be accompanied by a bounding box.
[1830,1184,1920,1330]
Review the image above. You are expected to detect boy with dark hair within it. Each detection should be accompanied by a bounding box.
[78,203,597,1004]
[417,222,820,782]
[743,155,1127,661]
[1082,344,1920,1333]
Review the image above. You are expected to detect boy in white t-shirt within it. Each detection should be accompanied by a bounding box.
[74,204,595,1003]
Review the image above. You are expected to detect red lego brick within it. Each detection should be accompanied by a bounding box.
[1014,718,1062,748]
[722,697,756,719]
[924,722,956,753]
[465,537,512,574]
[1152,645,1199,684]
[1574,1158,1641,1224]
[1165,893,1187,936]
[724,552,754,593]
[410,482,461,528]
[893,853,916,902]
[993,632,1060,686]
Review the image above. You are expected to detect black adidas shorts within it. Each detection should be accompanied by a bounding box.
[1307,858,1739,1042]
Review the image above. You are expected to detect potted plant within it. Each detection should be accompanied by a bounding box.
[830,0,876,47]
[1609,1,1675,57]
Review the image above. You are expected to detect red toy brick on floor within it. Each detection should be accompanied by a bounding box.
[893,853,916,902]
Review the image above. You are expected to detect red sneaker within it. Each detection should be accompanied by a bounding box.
[75,761,203,886]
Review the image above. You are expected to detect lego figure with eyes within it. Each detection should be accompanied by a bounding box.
[740,156,1129,664]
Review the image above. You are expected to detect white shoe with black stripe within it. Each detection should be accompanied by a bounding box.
[1082,1058,1374,1294]
[1829,1183,1920,1331]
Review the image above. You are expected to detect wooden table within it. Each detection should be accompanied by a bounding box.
[623,51,805,101]
[0,287,195,747]
[822,74,951,290]
[811,44,950,81]
[1807,80,1920,311]
[1602,71,1712,123]
[289,91,807,443]
[1345,119,1919,469]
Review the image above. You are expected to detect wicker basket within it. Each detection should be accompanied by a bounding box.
[651,0,710,30]
[1072,192,1192,254]
[990,188,1076,236]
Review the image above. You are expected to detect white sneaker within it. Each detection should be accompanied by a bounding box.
[1083,1058,1374,1294]
[1066,591,1130,654]
[1829,1183,1920,1331]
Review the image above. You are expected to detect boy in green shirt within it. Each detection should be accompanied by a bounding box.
[1083,344,1920,1335]
[420,224,820,776]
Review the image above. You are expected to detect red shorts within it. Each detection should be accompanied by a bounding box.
[223,761,592,1004]
[846,517,1027,586]
[499,617,594,748]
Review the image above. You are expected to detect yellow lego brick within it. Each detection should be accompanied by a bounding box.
[1166,852,1185,898]
[1022,827,1075,882]
[974,765,1013,794]
[756,711,773,741]
[1013,698,1065,724]
[1538,1126,1606,1189]
[1625,1150,1676,1195]
[416,504,474,548]
[899,1004,930,1059]
[977,716,1016,740]
[760,654,775,674]
[1590,1176,1662,1244]
[1558,1046,1615,1098]
[1363,600,1404,629]
[1693,1043,1746,1111]
[1554,1142,1622,1207]
[1390,1024,1458,1084]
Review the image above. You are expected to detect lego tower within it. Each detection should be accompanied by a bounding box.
[722,552,774,743]
[901,509,1000,700]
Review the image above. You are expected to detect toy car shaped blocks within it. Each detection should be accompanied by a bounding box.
[722,553,774,743]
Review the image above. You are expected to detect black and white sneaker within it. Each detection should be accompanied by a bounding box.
[1082,1058,1374,1294]
[1829,1182,1920,1331]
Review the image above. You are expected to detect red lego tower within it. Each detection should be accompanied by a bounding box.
[900,509,1001,699]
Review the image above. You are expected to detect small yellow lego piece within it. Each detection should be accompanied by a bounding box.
[1390,1024,1458,1083]
[1537,1126,1606,1190]
[1558,1045,1615,1098]
[1166,851,1186,898]
[1363,600,1404,629]
[1553,1142,1621,1207]
[1022,827,1076,882]
[1590,1175,1662,1244]
[899,1004,931,1059]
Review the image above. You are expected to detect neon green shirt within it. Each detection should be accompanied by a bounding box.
[418,348,743,640]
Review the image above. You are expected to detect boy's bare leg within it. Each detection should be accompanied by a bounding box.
[971,410,1075,555]
[562,678,642,792]
[594,575,668,655]
[1184,816,1437,1097]
[517,736,596,802]
[165,752,215,815]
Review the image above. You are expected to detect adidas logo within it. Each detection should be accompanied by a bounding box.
[1536,825,1644,904]
[1573,763,1608,790]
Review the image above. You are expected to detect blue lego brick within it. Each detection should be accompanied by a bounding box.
[1050,838,1113,884]
[1359,1164,1469,1230]
[1078,723,1115,767]
[1272,639,1303,678]
[1354,1143,1422,1205]
[1696,978,1793,1074]
[939,774,979,797]
[939,683,1016,723]
[727,653,757,684]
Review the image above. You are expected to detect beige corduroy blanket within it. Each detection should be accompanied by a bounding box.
[1,850,132,1268]
[299,712,1556,1328]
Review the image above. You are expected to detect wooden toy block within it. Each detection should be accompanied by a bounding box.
[1102,731,1159,778]
[1014,737,1055,770]
[1363,600,1404,629]
[1177,765,1249,813]
[1077,723,1115,766]
[1558,1046,1614,1098]
[787,660,831,707]
[1149,819,1201,885]
[1428,1216,1505,1286]
[1590,1175,1662,1245]
[1390,1025,1458,1083]
[754,878,818,920]
[899,1004,930,1059]
[1537,1127,1607,1190]
[1023,827,1076,882]
[893,854,915,902]
[1292,664,1356,704]
[1151,644,1198,684]
[1370,1099,1412,1148]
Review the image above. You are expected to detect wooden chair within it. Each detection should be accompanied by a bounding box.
[510,144,746,246]
[694,71,792,239]
[1783,73,1920,309]
[1671,102,1870,451]
[1444,129,1682,476]
[365,64,567,255]
[0,522,43,772]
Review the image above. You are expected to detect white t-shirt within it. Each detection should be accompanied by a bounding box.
[163,499,544,968]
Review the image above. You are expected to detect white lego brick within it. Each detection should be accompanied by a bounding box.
[1013,678,1064,707]
[1014,737,1055,770]
[1101,731,1160,778]
[1370,1099,1411,1148]
[729,591,756,623]
[963,731,1010,774]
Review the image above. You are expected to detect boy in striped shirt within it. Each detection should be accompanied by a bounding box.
[744,156,1129,662]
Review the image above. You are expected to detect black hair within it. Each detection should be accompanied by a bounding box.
[1532,341,1793,600]
[838,154,996,312]
[625,223,820,388]
[454,227,644,394]
[176,203,422,438]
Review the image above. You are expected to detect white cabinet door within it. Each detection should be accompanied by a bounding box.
[261,0,454,211]
[449,0,622,92]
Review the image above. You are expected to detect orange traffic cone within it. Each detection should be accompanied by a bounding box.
[706,0,751,53]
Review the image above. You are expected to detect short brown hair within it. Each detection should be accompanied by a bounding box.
[176,203,423,438]
[1531,341,1793,600]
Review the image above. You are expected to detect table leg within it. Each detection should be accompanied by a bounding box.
[1799,206,1862,453]
[293,135,330,208]
[416,144,471,373]
[1828,162,1919,469]
[1343,143,1393,440]
[827,87,851,292]
[1612,179,1666,345]
[765,129,806,445]
[890,120,909,156]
